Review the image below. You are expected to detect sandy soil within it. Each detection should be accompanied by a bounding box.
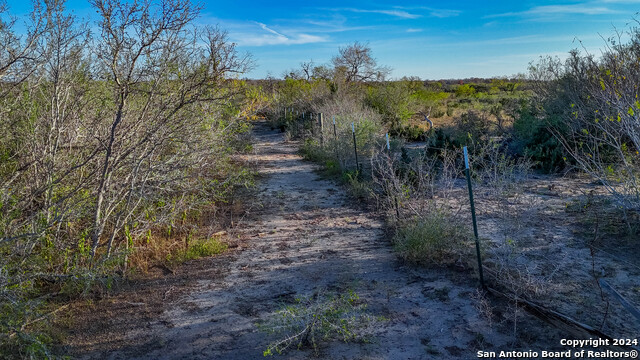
[61,121,570,359]
[470,175,640,342]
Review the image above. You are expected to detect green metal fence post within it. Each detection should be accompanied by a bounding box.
[352,122,359,172]
[464,146,485,289]
[333,116,337,141]
[319,113,324,147]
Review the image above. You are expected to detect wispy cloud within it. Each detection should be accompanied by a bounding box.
[487,4,622,18]
[394,6,461,18]
[236,33,327,46]
[301,19,376,33]
[229,22,327,46]
[369,33,599,52]
[406,28,423,33]
[462,34,571,46]
[256,22,286,37]
[463,51,570,67]
[530,5,621,15]
[427,9,462,18]
[456,34,600,47]
[335,8,422,19]
[263,14,377,34]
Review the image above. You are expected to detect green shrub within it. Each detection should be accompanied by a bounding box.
[394,210,472,265]
[0,300,52,359]
[454,110,491,138]
[365,82,417,131]
[512,107,567,172]
[300,138,330,163]
[400,124,426,141]
[411,89,449,103]
[446,105,454,117]
[342,171,373,200]
[455,84,476,97]
[323,160,342,176]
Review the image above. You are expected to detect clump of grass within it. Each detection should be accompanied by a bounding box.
[394,210,472,265]
[343,171,373,200]
[566,194,640,238]
[259,290,380,356]
[300,138,331,163]
[166,237,228,265]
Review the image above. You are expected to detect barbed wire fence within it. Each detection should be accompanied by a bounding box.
[273,107,640,351]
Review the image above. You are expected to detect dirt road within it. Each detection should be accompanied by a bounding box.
[68,121,557,359]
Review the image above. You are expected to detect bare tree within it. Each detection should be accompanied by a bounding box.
[282,68,303,80]
[282,60,317,81]
[88,0,252,259]
[331,42,390,83]
[0,0,256,353]
[35,0,92,223]
[0,0,47,86]
[300,60,313,81]
[0,0,63,246]
[88,0,195,259]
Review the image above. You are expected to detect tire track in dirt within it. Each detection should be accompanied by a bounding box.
[93,121,557,359]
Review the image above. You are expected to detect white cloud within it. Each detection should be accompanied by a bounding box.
[406,28,423,33]
[337,8,422,19]
[427,9,462,18]
[255,22,286,37]
[301,19,376,33]
[531,5,620,15]
[393,6,461,18]
[235,33,327,46]
[486,4,622,18]
[462,51,570,68]
[230,22,327,46]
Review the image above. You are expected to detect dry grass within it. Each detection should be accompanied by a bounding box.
[127,230,229,272]
[393,210,473,266]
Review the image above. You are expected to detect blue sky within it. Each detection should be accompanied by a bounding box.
[6,0,640,79]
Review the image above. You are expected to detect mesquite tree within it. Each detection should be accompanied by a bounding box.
[88,0,252,259]
[1,0,254,352]
[530,26,640,210]
[0,1,53,247]
[331,42,390,83]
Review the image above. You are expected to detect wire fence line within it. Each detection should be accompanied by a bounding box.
[272,107,640,347]
[279,109,393,175]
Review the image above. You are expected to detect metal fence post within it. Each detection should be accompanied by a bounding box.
[352,122,359,171]
[319,113,324,147]
[464,146,485,289]
[333,116,337,141]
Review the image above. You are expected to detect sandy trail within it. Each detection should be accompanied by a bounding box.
[77,121,551,359]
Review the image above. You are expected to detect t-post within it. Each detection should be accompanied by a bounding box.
[319,113,324,146]
[352,122,359,171]
[464,146,485,289]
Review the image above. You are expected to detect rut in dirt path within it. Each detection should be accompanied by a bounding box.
[97,120,547,360]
